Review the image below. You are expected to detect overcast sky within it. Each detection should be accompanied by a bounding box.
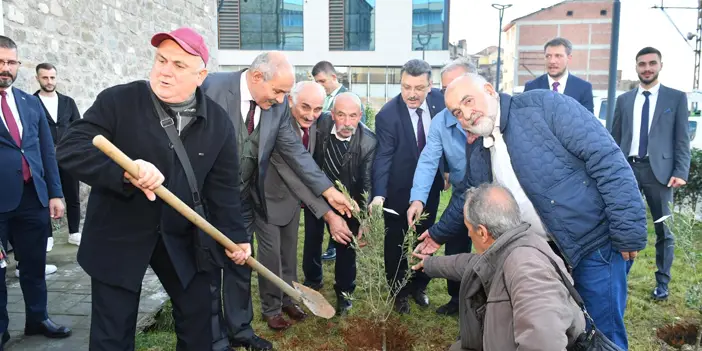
[449,0,699,92]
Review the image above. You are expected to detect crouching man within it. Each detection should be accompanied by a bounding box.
[306,93,377,315]
[412,183,585,351]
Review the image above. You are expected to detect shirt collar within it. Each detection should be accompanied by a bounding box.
[240,71,254,103]
[331,124,354,142]
[547,70,569,89]
[638,82,661,96]
[2,87,15,100]
[408,100,429,116]
[329,84,342,97]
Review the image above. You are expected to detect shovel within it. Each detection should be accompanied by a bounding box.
[92,135,336,319]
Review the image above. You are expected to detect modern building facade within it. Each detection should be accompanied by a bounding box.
[217,0,451,109]
[501,0,615,94]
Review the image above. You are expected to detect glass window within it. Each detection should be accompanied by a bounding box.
[412,0,448,51]
[238,0,304,51]
[344,0,375,51]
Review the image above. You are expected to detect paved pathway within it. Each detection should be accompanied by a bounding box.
[4,243,167,351]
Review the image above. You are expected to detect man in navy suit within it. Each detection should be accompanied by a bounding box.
[524,37,594,113]
[371,59,445,314]
[612,47,691,301]
[0,36,71,349]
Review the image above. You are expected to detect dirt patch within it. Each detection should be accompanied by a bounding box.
[341,316,416,351]
[656,321,700,348]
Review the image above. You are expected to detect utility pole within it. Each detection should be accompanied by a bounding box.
[492,4,512,92]
[606,0,621,131]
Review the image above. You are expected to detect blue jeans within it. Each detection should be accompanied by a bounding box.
[571,242,629,350]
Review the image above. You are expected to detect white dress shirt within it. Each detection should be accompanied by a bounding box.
[484,108,548,238]
[0,87,23,136]
[408,100,430,145]
[629,83,660,157]
[547,70,569,94]
[39,94,59,123]
[239,72,261,129]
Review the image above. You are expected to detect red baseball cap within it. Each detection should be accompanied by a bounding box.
[151,27,209,66]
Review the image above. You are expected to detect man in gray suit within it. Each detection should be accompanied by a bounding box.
[201,52,354,351]
[612,47,691,301]
[256,81,351,331]
[312,61,348,113]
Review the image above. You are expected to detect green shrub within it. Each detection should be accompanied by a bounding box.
[674,148,702,208]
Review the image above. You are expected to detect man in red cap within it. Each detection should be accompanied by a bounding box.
[57,27,249,351]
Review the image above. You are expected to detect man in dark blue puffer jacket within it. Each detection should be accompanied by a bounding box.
[414,73,647,350]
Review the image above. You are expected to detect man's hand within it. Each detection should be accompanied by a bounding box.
[49,198,65,219]
[226,243,252,265]
[443,173,451,191]
[411,258,426,271]
[324,211,354,245]
[407,200,424,228]
[621,251,638,261]
[668,177,687,188]
[414,230,441,255]
[322,187,356,218]
[368,196,385,213]
[124,159,165,201]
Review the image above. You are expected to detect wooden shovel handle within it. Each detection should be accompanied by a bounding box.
[92,135,302,300]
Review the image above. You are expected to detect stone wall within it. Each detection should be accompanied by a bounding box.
[3,0,220,232]
[3,0,220,113]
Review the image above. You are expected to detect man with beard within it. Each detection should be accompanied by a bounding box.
[414,72,647,350]
[310,92,377,315]
[33,63,82,250]
[612,47,691,302]
[202,52,354,351]
[371,59,445,314]
[57,28,249,350]
[256,81,351,330]
[524,37,594,113]
[0,36,71,349]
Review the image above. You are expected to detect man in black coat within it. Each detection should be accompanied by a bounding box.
[57,28,249,351]
[308,92,377,315]
[33,63,82,249]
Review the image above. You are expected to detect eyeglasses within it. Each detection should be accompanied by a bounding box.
[0,60,21,67]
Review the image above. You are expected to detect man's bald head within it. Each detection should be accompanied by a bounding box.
[464,183,521,253]
[445,73,500,144]
[247,51,295,110]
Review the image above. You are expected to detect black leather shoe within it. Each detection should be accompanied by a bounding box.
[2,331,9,346]
[336,295,352,316]
[394,296,410,314]
[652,284,669,301]
[230,335,273,351]
[303,280,323,291]
[321,247,336,261]
[24,319,71,338]
[412,290,429,307]
[436,301,459,316]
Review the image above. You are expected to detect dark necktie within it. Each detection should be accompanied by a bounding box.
[301,127,309,150]
[638,91,651,158]
[246,100,257,135]
[552,81,560,92]
[1,91,30,182]
[416,108,426,152]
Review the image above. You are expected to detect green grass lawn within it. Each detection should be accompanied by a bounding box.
[136,191,702,350]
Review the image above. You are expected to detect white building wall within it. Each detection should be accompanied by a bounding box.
[218,0,450,67]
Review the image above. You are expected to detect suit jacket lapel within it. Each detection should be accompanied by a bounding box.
[228,72,243,134]
[258,107,275,161]
[13,88,29,141]
[650,85,667,129]
[562,75,575,97]
[309,122,317,154]
[539,75,549,90]
[57,94,67,124]
[399,98,419,159]
[426,91,440,117]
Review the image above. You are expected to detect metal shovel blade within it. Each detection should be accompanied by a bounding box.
[293,281,336,319]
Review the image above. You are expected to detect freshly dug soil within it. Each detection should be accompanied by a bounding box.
[656,321,699,348]
[342,316,416,351]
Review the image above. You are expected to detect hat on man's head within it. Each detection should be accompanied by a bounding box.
[151,27,209,66]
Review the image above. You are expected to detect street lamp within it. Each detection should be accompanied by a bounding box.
[417,32,432,61]
[492,3,512,92]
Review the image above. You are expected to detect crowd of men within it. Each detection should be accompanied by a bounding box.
[0,26,691,351]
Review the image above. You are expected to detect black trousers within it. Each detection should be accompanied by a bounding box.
[0,182,50,335]
[303,209,358,295]
[215,259,254,343]
[444,227,472,304]
[59,166,81,234]
[89,238,212,351]
[384,212,435,298]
